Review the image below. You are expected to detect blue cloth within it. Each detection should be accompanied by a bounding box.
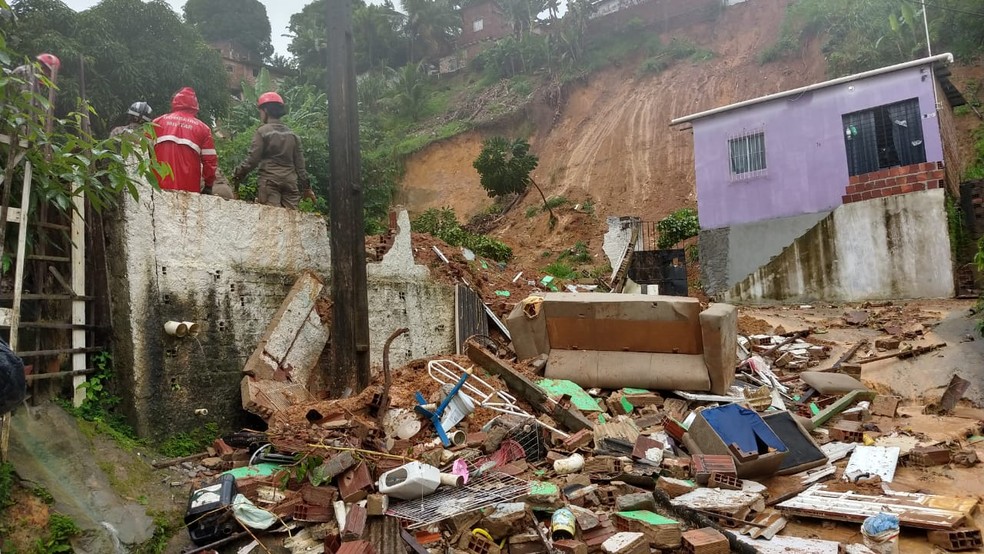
[862,513,900,535]
[700,404,787,454]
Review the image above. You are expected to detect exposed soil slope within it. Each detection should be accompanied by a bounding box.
[397,0,828,267]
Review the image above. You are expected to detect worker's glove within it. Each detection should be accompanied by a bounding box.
[201,186,213,195]
[303,188,316,202]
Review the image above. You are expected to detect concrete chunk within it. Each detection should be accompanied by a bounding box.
[601,532,647,554]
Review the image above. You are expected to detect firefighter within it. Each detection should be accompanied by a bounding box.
[152,87,217,193]
[110,101,152,138]
[231,92,315,209]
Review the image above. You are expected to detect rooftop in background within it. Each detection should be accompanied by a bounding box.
[671,53,963,126]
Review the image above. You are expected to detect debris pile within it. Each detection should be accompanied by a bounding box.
[172,291,984,553]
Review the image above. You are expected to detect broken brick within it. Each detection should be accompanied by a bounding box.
[336,540,375,554]
[613,511,682,549]
[691,455,736,486]
[342,504,367,541]
[927,528,983,551]
[656,476,697,498]
[563,428,595,450]
[458,530,501,554]
[339,462,373,503]
[681,527,729,554]
[909,445,951,467]
[707,472,743,491]
[871,395,901,417]
[875,336,901,351]
[661,457,692,480]
[366,493,389,516]
[212,438,235,457]
[600,532,648,554]
[554,539,588,554]
[509,532,548,554]
[631,436,664,463]
[615,492,656,513]
[294,503,334,523]
[829,420,864,443]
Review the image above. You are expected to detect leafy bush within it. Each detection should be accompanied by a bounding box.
[412,208,513,262]
[63,352,141,450]
[33,513,80,554]
[543,261,577,280]
[0,462,13,509]
[656,208,700,249]
[560,241,591,264]
[159,423,221,458]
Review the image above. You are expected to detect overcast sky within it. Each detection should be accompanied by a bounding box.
[59,0,384,56]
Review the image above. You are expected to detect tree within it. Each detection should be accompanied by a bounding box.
[401,0,459,63]
[9,0,229,133]
[184,0,273,61]
[473,136,555,224]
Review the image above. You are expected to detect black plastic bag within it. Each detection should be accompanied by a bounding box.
[0,339,25,414]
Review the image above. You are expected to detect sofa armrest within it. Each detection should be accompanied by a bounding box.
[699,303,738,395]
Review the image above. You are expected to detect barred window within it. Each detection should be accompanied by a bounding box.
[843,98,926,177]
[728,131,767,180]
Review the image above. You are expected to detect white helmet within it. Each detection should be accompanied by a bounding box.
[127,101,153,122]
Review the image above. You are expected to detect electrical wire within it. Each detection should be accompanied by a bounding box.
[901,0,984,18]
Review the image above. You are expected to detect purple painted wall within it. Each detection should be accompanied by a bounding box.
[693,63,943,230]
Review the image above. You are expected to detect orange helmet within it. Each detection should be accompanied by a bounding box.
[36,53,60,72]
[257,92,284,107]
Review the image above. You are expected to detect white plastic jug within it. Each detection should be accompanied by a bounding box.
[377,462,442,500]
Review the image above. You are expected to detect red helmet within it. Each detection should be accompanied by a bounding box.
[257,92,284,107]
[36,53,60,72]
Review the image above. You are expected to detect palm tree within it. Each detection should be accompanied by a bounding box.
[401,0,460,63]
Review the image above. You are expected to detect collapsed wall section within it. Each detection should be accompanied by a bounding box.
[724,189,954,303]
[106,191,456,439]
[105,190,332,439]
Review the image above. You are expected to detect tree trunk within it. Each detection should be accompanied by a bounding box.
[529,177,556,227]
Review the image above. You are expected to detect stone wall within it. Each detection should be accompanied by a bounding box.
[106,190,454,439]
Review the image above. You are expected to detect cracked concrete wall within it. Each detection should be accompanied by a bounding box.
[367,210,455,369]
[106,190,332,439]
[699,212,830,296]
[107,193,454,439]
[725,189,953,303]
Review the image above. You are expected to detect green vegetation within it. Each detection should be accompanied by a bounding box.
[133,510,183,554]
[62,352,141,451]
[656,208,700,249]
[412,207,513,262]
[159,423,221,458]
[0,462,13,509]
[32,486,55,505]
[184,0,273,60]
[33,513,80,554]
[761,0,984,76]
[560,241,591,264]
[543,261,577,280]
[474,137,557,224]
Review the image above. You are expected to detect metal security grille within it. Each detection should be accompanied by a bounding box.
[843,98,926,177]
[729,130,767,180]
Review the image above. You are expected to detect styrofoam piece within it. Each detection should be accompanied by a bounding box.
[843,446,901,483]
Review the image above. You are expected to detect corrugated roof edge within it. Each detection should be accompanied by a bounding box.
[669,53,954,126]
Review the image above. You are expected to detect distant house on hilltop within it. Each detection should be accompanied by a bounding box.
[672,53,966,303]
[457,0,511,58]
[211,40,288,97]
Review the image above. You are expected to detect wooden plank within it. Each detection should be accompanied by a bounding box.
[71,191,87,407]
[777,484,974,530]
[16,346,103,357]
[455,284,488,355]
[465,340,593,433]
[9,161,31,351]
[810,389,877,429]
[0,293,95,300]
[25,368,96,382]
[25,254,70,263]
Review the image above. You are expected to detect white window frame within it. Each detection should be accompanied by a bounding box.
[728,129,768,181]
[473,18,484,32]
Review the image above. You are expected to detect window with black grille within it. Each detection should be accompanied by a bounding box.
[728,131,767,180]
[842,98,926,177]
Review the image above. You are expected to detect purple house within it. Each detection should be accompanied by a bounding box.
[671,54,965,302]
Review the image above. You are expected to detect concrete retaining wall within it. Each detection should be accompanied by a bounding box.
[699,212,830,295]
[107,190,453,439]
[723,189,954,303]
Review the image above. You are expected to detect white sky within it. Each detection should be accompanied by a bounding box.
[59,0,388,56]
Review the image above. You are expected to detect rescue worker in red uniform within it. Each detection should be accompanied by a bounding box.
[231,92,314,209]
[152,87,217,193]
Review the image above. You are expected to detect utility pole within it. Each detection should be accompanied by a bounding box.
[326,0,371,393]
[922,0,932,56]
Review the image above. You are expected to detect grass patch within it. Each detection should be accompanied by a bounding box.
[31,485,54,505]
[581,199,595,215]
[559,241,591,264]
[133,510,183,554]
[525,206,539,218]
[543,261,577,280]
[159,423,220,458]
[412,207,513,262]
[544,196,569,209]
[0,462,13,509]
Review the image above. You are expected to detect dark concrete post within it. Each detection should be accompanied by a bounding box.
[326,0,371,392]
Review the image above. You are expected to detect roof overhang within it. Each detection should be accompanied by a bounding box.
[670,53,955,126]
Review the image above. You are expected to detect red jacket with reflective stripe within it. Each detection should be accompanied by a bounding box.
[152,87,217,192]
